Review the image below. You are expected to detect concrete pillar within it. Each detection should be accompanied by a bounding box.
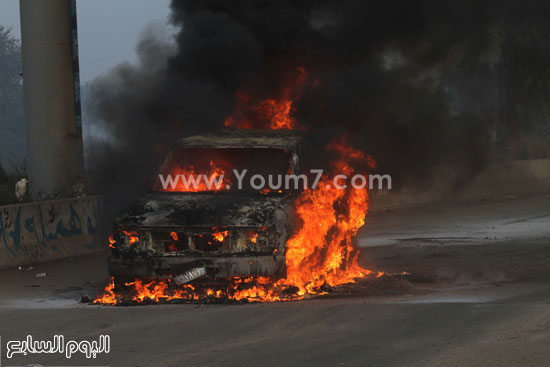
[19,0,84,199]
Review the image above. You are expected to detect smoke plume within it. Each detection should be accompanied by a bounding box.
[86,0,550,210]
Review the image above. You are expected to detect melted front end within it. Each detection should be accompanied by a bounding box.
[108,225,286,279]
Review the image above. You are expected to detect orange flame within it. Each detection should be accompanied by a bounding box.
[155,160,230,192]
[122,230,139,245]
[247,231,259,244]
[170,232,178,241]
[108,236,116,249]
[259,188,284,194]
[224,67,308,130]
[212,228,229,242]
[270,138,374,296]
[93,279,117,305]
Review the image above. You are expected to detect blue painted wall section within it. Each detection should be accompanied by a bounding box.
[0,197,103,269]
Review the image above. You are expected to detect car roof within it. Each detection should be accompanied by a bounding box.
[175,128,303,150]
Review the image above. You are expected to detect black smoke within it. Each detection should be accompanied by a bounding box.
[86,0,550,209]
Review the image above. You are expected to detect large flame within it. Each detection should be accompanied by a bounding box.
[276,142,374,295]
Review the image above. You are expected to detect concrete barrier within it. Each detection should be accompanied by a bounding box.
[0,196,104,270]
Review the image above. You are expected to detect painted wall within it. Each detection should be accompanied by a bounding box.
[0,196,103,269]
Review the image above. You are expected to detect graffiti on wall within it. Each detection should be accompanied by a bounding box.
[0,198,102,265]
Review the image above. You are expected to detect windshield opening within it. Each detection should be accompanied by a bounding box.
[153,147,292,193]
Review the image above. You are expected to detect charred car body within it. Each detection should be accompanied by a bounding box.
[108,129,301,283]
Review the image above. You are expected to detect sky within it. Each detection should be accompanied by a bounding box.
[0,0,172,82]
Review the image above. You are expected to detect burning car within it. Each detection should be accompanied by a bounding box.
[108,128,302,284]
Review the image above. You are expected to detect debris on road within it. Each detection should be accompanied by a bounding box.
[79,295,92,303]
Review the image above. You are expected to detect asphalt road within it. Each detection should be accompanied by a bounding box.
[1,195,549,367]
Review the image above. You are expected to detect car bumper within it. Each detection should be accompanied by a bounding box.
[108,254,286,279]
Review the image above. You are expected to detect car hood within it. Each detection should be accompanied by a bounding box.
[115,192,294,228]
